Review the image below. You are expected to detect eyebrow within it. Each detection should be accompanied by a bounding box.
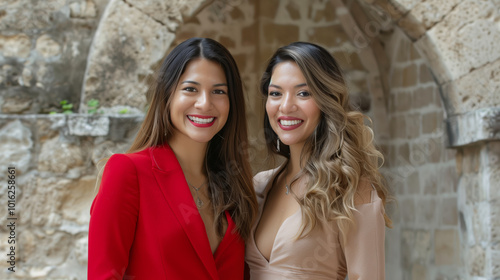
[181,80,228,87]
[269,83,307,89]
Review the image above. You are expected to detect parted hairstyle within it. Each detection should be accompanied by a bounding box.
[260,42,392,240]
[128,37,257,239]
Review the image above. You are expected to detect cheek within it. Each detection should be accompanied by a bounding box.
[265,99,278,117]
[217,97,230,119]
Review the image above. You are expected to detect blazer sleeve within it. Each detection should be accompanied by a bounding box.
[341,190,386,280]
[88,154,140,279]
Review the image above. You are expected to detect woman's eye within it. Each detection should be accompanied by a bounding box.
[183,87,197,92]
[213,89,227,95]
[298,91,310,97]
[268,91,281,97]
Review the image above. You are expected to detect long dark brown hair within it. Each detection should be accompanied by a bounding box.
[128,37,257,239]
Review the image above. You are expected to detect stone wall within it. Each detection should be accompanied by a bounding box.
[378,28,460,279]
[0,114,142,279]
[0,0,499,279]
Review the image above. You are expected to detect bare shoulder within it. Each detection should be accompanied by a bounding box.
[354,177,374,205]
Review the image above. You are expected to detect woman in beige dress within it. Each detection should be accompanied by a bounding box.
[246,42,392,280]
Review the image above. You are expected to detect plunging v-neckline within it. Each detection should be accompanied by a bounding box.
[252,174,301,263]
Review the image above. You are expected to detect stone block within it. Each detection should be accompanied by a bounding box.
[401,229,415,268]
[391,0,421,12]
[412,85,436,109]
[437,165,458,194]
[435,229,460,265]
[416,197,437,225]
[469,245,486,276]
[38,137,84,173]
[258,0,280,19]
[242,23,257,47]
[69,0,97,18]
[402,64,418,87]
[423,0,500,83]
[82,0,175,110]
[442,58,500,116]
[35,34,61,58]
[395,92,412,113]
[309,0,335,22]
[390,115,407,139]
[406,113,421,139]
[492,250,500,277]
[422,111,443,134]
[20,176,70,227]
[67,115,109,136]
[126,0,209,31]
[485,142,500,201]
[411,263,426,280]
[422,172,438,195]
[74,235,88,265]
[390,67,403,89]
[419,64,434,84]
[0,34,31,58]
[286,0,301,20]
[406,171,420,195]
[61,176,95,225]
[401,198,416,225]
[398,142,410,163]
[410,0,461,29]
[0,119,33,175]
[397,13,426,40]
[1,96,33,114]
[307,24,350,48]
[440,196,458,225]
[261,22,299,47]
[22,231,72,266]
[414,230,432,262]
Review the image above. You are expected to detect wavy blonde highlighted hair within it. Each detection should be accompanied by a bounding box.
[261,42,392,240]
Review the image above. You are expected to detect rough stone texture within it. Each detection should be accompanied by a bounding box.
[418,0,500,83]
[435,229,460,265]
[409,0,461,30]
[0,119,33,175]
[35,34,62,58]
[38,137,84,173]
[67,114,110,136]
[81,0,176,112]
[0,34,31,58]
[0,0,109,115]
[126,0,210,31]
[443,58,500,116]
[445,107,500,147]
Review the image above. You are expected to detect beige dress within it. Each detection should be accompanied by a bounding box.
[246,169,386,280]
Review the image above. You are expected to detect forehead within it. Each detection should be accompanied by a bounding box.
[270,61,306,84]
[180,58,227,81]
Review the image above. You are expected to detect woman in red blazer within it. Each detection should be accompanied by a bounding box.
[88,38,258,279]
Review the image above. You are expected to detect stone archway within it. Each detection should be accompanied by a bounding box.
[352,0,500,278]
[77,0,500,278]
[80,0,213,113]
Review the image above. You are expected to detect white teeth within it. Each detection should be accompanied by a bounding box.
[188,116,214,124]
[280,119,302,126]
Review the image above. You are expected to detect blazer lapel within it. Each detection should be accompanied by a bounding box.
[149,144,218,280]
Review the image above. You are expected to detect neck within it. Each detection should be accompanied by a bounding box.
[286,142,306,176]
[168,132,207,177]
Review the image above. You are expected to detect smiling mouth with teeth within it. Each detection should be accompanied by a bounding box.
[280,119,303,126]
[188,115,215,124]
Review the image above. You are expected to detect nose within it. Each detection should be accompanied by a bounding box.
[194,90,212,111]
[279,92,297,114]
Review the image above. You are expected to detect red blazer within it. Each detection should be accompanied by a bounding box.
[88,144,245,279]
